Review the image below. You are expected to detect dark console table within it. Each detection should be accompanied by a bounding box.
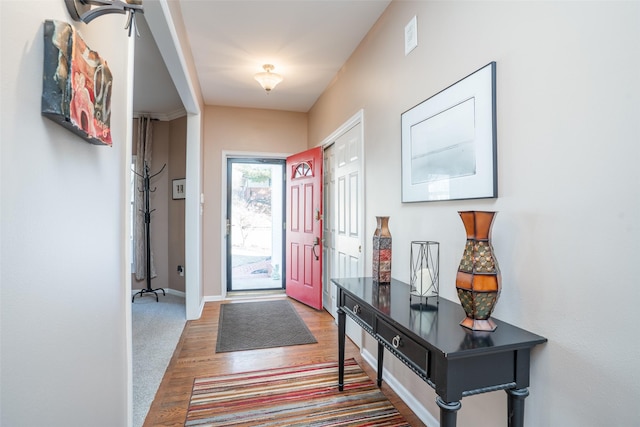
[333,277,546,427]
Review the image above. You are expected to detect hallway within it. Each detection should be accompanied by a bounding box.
[142,298,425,426]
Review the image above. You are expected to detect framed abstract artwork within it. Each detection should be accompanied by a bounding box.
[401,62,497,202]
[41,20,113,146]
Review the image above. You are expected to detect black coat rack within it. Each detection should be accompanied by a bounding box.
[132,162,166,302]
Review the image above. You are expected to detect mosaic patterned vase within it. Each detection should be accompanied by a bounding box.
[372,216,392,283]
[456,211,501,332]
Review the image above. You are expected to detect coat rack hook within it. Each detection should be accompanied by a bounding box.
[65,0,144,37]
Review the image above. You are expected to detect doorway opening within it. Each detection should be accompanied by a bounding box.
[226,158,286,292]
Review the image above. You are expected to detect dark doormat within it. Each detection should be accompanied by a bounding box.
[215,299,317,353]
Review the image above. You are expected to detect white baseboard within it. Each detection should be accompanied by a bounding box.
[166,288,185,297]
[196,298,206,319]
[361,348,440,427]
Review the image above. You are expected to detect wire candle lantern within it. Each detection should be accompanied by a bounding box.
[410,241,439,309]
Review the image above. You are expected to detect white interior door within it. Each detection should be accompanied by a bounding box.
[334,123,364,280]
[322,117,364,346]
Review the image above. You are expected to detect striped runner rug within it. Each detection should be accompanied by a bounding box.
[185,358,410,426]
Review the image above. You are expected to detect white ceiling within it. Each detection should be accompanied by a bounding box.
[133,0,391,117]
[133,14,184,119]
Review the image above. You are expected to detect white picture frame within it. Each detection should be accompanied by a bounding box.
[401,62,497,202]
[172,178,186,200]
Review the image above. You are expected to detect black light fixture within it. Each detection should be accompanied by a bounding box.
[65,0,143,37]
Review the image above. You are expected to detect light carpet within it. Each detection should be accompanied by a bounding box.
[132,292,186,427]
[185,358,410,426]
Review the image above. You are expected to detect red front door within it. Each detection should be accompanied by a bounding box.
[285,147,323,310]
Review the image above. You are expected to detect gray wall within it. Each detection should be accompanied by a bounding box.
[309,1,640,425]
[1,2,132,425]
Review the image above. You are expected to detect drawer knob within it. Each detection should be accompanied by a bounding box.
[353,304,361,314]
[392,335,402,349]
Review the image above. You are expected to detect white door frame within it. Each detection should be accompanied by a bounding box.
[144,0,203,321]
[130,5,202,426]
[220,151,292,301]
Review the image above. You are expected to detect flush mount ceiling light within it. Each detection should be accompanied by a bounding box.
[65,0,144,36]
[254,64,283,94]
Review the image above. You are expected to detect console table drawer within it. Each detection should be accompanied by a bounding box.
[377,317,428,371]
[342,293,374,330]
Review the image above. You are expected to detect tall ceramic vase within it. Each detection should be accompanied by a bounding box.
[373,216,392,283]
[456,211,501,332]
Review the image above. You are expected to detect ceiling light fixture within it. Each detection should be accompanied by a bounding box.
[254,64,283,94]
[65,0,144,37]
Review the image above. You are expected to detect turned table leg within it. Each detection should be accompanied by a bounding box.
[507,388,529,427]
[437,397,461,427]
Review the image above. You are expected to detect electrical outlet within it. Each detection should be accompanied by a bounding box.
[405,15,418,56]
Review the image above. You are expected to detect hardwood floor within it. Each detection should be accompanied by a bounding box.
[143,296,427,427]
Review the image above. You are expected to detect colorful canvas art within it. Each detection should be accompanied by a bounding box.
[42,20,112,146]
